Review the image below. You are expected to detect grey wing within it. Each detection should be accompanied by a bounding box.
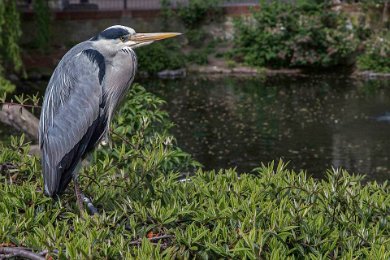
[39,48,106,197]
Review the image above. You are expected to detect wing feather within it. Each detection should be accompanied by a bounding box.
[39,46,106,197]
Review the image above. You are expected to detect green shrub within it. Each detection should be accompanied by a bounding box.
[0,75,16,95]
[0,0,22,94]
[1,149,389,258]
[226,59,236,68]
[185,29,207,48]
[0,85,389,259]
[33,0,51,52]
[233,1,360,69]
[159,0,223,67]
[135,42,186,75]
[0,0,22,72]
[186,49,209,65]
[357,30,390,73]
[106,84,198,175]
[162,0,222,28]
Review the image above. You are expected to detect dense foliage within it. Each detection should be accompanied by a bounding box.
[33,0,51,51]
[132,0,225,73]
[162,0,222,28]
[135,42,185,75]
[176,0,222,29]
[0,0,22,95]
[1,85,389,259]
[232,1,361,69]
[357,30,390,73]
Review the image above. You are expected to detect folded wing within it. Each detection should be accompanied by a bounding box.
[39,48,107,197]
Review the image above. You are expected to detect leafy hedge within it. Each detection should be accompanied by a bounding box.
[0,85,389,259]
[161,0,222,29]
[0,0,22,95]
[135,0,224,74]
[135,42,186,75]
[232,1,361,69]
[357,30,390,73]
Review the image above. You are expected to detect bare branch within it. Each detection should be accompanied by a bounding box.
[0,102,41,109]
[0,104,39,141]
[38,249,48,256]
[0,247,45,260]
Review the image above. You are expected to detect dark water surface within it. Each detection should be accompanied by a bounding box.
[1,75,389,182]
[141,75,390,182]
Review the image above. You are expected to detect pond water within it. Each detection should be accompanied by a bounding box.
[1,75,389,182]
[142,75,390,182]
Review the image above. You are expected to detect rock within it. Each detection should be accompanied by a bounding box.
[353,70,390,79]
[232,67,258,74]
[137,71,150,78]
[8,74,20,82]
[158,68,186,79]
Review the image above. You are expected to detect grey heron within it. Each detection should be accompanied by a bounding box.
[39,25,180,215]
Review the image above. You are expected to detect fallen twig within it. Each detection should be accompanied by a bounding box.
[0,247,45,260]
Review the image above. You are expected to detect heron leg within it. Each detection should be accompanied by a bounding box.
[71,160,99,216]
[73,177,85,216]
[73,174,99,216]
[73,176,99,215]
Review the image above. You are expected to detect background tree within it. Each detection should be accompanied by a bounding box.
[33,0,51,52]
[0,0,22,94]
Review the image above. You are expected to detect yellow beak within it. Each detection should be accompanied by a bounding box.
[131,32,181,42]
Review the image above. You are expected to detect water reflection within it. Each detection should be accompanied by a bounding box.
[142,75,390,182]
[1,75,388,182]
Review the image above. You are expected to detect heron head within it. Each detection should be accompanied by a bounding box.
[92,25,181,50]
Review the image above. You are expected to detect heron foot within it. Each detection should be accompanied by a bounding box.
[80,193,99,215]
[73,177,98,216]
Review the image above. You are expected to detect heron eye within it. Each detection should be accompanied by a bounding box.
[120,36,126,42]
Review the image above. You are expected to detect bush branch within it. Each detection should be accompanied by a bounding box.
[0,247,45,260]
[0,104,39,141]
